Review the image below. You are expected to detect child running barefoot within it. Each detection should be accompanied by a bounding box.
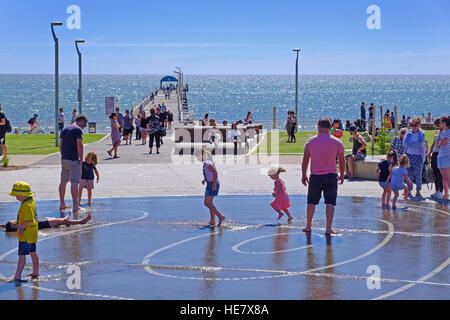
[268,167,293,221]
[386,154,414,209]
[377,151,397,207]
[78,152,99,206]
[195,148,226,227]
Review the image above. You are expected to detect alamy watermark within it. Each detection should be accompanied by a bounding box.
[366,5,381,30]
[66,264,81,290]
[366,265,381,290]
[66,5,81,30]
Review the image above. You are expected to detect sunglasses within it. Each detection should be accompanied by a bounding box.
[411,124,418,127]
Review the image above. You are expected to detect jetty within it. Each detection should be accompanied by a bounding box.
[132,74,191,125]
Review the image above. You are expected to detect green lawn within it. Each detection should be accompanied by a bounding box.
[3,134,106,155]
[256,130,437,156]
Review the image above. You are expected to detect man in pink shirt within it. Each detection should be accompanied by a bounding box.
[302,118,345,235]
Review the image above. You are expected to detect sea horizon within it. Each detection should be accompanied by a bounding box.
[1,74,449,128]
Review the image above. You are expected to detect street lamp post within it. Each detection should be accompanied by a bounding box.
[75,40,85,115]
[51,22,63,147]
[293,48,301,130]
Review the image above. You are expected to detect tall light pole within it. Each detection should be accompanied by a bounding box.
[174,67,183,122]
[293,48,301,130]
[75,40,85,115]
[51,22,63,147]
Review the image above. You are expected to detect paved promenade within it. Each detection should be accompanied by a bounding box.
[0,132,442,203]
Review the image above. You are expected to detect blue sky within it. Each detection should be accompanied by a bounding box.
[0,0,449,74]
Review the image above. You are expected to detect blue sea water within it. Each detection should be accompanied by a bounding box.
[0,74,449,126]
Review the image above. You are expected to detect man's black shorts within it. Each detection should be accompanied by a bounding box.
[0,130,6,146]
[307,173,338,206]
[123,128,132,136]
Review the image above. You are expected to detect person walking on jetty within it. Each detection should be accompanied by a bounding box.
[268,167,293,221]
[403,118,426,198]
[7,182,39,282]
[302,118,345,235]
[135,114,142,141]
[148,108,162,155]
[107,113,121,159]
[139,112,149,145]
[115,107,124,139]
[195,148,226,227]
[122,110,134,145]
[167,110,174,130]
[59,115,88,213]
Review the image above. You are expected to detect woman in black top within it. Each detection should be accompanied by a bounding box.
[147,108,162,154]
[345,126,367,179]
[139,111,149,145]
[167,110,174,130]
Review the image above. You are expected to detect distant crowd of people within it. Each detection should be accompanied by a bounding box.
[108,104,174,157]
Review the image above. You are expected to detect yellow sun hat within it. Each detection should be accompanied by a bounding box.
[8,182,34,197]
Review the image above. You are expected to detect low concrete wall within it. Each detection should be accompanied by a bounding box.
[352,155,384,181]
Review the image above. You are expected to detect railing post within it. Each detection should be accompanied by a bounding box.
[273,107,277,130]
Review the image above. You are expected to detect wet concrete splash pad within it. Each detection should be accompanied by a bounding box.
[0,195,448,300]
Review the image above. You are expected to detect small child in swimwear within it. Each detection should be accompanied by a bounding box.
[386,154,414,209]
[377,151,397,207]
[268,167,293,221]
[78,152,99,206]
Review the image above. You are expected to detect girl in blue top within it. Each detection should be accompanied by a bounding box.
[386,154,414,209]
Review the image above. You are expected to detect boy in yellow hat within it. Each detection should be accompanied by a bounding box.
[8,182,39,282]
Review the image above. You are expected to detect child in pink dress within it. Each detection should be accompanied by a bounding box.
[268,167,293,221]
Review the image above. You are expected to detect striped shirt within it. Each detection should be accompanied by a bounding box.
[438,129,450,158]
[390,136,405,155]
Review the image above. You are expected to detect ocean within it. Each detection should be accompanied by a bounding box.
[1,74,449,129]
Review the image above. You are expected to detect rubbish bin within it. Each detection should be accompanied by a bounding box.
[88,122,96,134]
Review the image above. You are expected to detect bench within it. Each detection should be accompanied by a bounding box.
[174,142,244,155]
[352,155,384,181]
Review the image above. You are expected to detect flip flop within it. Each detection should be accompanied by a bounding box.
[59,206,71,210]
[107,150,112,157]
